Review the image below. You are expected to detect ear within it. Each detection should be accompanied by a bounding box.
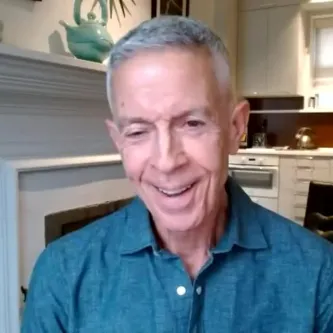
[105,119,122,152]
[228,100,249,154]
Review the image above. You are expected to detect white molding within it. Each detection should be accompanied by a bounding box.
[0,161,19,333]
[250,108,333,114]
[0,43,106,73]
[0,43,108,101]
[302,1,333,12]
[0,44,113,158]
[0,154,122,333]
[10,154,121,172]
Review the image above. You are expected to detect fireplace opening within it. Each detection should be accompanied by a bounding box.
[44,197,134,246]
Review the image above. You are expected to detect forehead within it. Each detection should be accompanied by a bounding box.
[111,48,224,120]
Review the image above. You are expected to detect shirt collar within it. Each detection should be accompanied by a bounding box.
[120,177,268,255]
[212,177,268,254]
[120,196,158,255]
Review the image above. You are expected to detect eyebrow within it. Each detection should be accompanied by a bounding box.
[172,108,210,121]
[118,117,151,130]
[182,108,209,117]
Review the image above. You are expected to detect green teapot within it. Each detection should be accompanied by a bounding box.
[59,0,113,63]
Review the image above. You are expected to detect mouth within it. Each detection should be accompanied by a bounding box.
[156,183,195,197]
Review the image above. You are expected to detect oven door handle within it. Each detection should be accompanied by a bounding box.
[228,164,278,171]
[231,169,273,175]
[229,170,274,177]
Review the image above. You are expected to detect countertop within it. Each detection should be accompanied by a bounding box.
[237,148,333,157]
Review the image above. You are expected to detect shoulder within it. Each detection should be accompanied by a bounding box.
[254,203,333,266]
[253,205,333,330]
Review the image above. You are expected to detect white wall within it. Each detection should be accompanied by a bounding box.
[190,0,215,30]
[0,0,151,54]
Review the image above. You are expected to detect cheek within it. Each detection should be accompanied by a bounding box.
[184,135,222,172]
[121,146,149,181]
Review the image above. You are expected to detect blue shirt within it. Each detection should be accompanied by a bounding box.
[21,179,333,333]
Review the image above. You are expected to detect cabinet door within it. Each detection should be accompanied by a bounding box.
[213,0,238,91]
[237,10,268,96]
[267,5,300,95]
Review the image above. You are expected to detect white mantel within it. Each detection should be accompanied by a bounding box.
[0,44,116,158]
[0,45,135,333]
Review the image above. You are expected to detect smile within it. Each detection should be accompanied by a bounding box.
[157,184,194,197]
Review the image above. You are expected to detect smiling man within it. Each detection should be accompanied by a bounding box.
[22,16,333,333]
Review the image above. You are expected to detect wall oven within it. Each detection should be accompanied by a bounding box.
[228,155,279,209]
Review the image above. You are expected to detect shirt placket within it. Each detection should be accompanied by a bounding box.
[155,251,193,333]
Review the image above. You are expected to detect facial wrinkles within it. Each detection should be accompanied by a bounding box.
[116,49,228,175]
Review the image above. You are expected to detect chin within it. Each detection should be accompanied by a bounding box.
[153,209,203,232]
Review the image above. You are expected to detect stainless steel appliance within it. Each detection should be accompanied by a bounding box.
[295,127,317,150]
[252,118,268,148]
[252,133,267,148]
[228,154,279,212]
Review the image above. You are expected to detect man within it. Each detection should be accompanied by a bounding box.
[22,16,333,332]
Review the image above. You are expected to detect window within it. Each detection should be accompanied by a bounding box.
[310,15,333,107]
[312,16,333,89]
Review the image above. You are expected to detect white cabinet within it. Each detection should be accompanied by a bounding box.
[190,0,238,88]
[278,156,332,225]
[237,4,303,96]
[267,6,301,95]
[237,10,268,96]
[213,0,238,90]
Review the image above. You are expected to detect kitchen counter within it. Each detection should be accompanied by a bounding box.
[237,148,333,157]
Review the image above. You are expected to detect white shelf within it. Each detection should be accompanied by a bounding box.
[250,110,302,114]
[0,43,107,73]
[250,108,333,114]
[237,147,333,157]
[301,1,333,12]
[0,43,108,102]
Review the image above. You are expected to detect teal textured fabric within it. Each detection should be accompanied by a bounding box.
[21,179,333,332]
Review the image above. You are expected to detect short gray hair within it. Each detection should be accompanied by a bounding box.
[106,15,231,118]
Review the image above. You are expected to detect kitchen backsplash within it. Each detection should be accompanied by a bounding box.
[248,113,333,148]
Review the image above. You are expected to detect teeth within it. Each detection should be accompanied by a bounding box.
[158,184,192,196]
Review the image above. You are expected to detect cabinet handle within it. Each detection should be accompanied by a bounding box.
[296,180,310,184]
[297,156,313,161]
[294,191,308,196]
[296,166,313,170]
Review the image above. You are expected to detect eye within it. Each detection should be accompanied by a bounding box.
[125,130,147,138]
[186,119,205,128]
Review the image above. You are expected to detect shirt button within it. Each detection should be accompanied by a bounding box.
[176,286,186,296]
[196,286,202,295]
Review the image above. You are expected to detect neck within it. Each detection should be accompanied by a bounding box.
[153,191,228,278]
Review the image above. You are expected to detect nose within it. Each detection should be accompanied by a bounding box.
[151,129,187,173]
